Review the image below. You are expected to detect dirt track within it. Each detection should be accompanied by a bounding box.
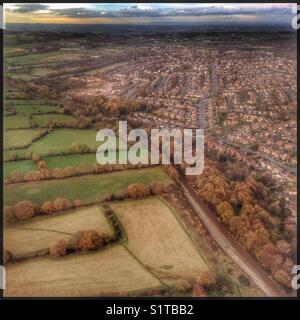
[178,177,288,297]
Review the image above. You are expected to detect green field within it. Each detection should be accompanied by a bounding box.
[4,128,100,158]
[3,159,36,178]
[44,153,97,169]
[5,51,61,66]
[44,151,130,169]
[4,167,172,205]
[30,67,55,77]
[32,114,76,127]
[12,99,48,105]
[4,128,46,150]
[4,115,31,130]
[14,104,60,115]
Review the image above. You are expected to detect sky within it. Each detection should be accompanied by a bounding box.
[4,3,297,25]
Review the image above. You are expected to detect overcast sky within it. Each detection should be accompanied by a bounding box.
[4,3,297,24]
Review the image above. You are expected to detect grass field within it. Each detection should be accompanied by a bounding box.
[44,151,130,169]
[14,104,60,115]
[32,114,76,127]
[12,99,48,105]
[110,197,210,289]
[4,115,31,130]
[44,153,97,169]
[5,51,60,66]
[3,159,36,178]
[5,205,114,258]
[4,128,46,150]
[4,128,100,158]
[4,245,161,297]
[4,167,172,205]
[30,67,55,77]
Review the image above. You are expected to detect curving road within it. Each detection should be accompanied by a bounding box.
[178,177,288,297]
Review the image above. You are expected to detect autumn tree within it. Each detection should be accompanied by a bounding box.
[70,230,103,250]
[127,183,151,199]
[216,201,235,226]
[273,269,291,288]
[196,271,216,288]
[50,239,69,258]
[13,200,38,221]
[10,171,24,183]
[150,181,171,195]
[41,201,54,215]
[276,240,292,257]
[53,197,72,212]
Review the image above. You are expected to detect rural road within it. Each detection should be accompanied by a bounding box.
[178,177,288,297]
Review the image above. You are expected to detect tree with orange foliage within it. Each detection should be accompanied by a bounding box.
[276,240,292,257]
[41,201,54,215]
[24,170,40,181]
[196,271,216,287]
[150,181,171,195]
[13,200,38,221]
[70,230,103,250]
[73,199,83,208]
[216,201,235,226]
[10,171,24,183]
[127,183,151,199]
[38,160,47,170]
[273,269,291,288]
[53,197,72,212]
[50,239,69,258]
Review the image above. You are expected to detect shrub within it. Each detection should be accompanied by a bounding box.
[70,230,104,250]
[53,197,72,212]
[73,199,83,207]
[13,200,38,221]
[41,201,54,215]
[10,171,24,183]
[50,240,69,258]
[24,171,40,181]
[127,183,151,199]
[196,271,216,288]
[150,181,171,195]
[273,269,291,288]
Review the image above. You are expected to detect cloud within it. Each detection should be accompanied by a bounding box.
[7,3,49,13]
[5,3,294,23]
[50,3,294,18]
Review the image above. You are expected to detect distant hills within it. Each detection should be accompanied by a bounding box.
[5,23,295,34]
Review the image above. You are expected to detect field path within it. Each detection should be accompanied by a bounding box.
[178,177,288,297]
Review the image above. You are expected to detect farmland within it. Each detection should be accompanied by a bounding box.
[110,197,210,289]
[3,28,290,298]
[5,205,114,258]
[4,167,172,205]
[4,128,100,158]
[13,104,60,115]
[3,159,36,178]
[4,128,46,150]
[4,115,31,130]
[32,114,76,127]
[44,153,97,169]
[4,245,161,297]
